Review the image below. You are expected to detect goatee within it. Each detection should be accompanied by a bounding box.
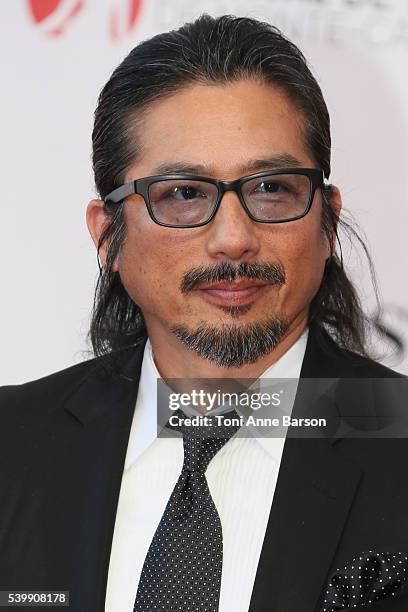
[170,316,290,367]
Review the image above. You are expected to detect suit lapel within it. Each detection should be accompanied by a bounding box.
[248,437,361,612]
[52,341,146,611]
[248,325,362,612]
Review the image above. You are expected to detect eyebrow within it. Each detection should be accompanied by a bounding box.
[150,154,303,176]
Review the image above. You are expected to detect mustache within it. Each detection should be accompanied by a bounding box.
[180,261,286,294]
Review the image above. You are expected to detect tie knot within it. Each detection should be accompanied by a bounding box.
[167,409,241,473]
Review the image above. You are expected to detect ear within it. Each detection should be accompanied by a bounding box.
[86,199,119,272]
[324,184,342,258]
[329,185,342,219]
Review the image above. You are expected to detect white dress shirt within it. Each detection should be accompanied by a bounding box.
[105,329,308,612]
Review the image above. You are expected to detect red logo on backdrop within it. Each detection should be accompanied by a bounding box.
[27,0,143,40]
[110,0,143,42]
[27,0,85,36]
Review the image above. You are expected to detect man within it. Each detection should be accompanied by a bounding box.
[1,13,407,612]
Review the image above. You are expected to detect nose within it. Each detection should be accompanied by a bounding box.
[205,190,261,261]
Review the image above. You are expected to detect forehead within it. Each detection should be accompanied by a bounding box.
[126,79,311,180]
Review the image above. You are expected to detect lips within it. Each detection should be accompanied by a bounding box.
[196,280,272,306]
[198,280,269,291]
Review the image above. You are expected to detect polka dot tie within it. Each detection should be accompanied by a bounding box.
[322,551,408,611]
[133,409,241,612]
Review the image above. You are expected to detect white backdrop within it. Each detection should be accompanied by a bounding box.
[1,0,407,385]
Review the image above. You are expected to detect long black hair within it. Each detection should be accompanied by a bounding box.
[89,14,378,367]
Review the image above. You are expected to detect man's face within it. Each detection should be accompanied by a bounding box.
[93,80,336,369]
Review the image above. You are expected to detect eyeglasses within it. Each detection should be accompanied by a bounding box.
[104,168,324,228]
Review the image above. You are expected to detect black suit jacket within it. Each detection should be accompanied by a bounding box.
[1,323,408,612]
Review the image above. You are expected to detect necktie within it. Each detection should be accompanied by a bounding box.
[133,409,241,612]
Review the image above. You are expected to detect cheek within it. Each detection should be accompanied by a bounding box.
[117,207,186,307]
[277,220,327,300]
[119,235,167,303]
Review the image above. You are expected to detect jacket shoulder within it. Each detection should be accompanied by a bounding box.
[334,346,404,378]
[305,323,405,378]
[0,343,145,419]
[0,354,104,417]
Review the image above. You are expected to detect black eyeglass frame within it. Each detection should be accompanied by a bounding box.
[104,167,325,228]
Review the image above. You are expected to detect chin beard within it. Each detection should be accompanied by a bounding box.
[170,316,290,367]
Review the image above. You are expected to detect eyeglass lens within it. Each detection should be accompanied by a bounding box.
[148,174,311,226]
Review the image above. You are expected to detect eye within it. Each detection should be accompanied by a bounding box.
[252,180,289,194]
[149,180,217,212]
[167,185,207,201]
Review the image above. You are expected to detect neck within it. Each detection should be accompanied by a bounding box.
[148,314,308,380]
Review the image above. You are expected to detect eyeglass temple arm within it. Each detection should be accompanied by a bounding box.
[105,181,137,204]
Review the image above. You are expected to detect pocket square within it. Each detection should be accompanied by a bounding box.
[321,551,408,611]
